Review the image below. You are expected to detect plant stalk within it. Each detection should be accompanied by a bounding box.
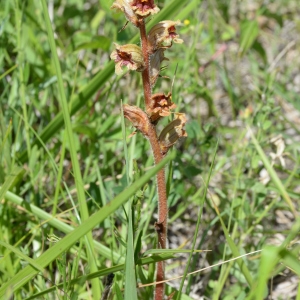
[138,18,168,300]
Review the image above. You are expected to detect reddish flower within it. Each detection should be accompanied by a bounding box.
[148,20,183,53]
[130,0,159,17]
[123,104,150,137]
[111,0,139,27]
[146,92,176,123]
[110,43,144,75]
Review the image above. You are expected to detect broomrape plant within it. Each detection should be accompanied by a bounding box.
[110,1,187,299]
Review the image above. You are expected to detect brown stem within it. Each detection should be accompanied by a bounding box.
[138,18,167,300]
[148,118,167,300]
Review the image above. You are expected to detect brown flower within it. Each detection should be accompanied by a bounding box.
[149,48,169,87]
[123,104,150,137]
[130,0,160,17]
[158,113,187,155]
[148,20,183,53]
[146,92,176,123]
[110,43,145,75]
[111,0,139,27]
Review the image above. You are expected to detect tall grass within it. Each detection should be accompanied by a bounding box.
[0,0,300,299]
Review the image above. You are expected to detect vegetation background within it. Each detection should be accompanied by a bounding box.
[0,0,300,299]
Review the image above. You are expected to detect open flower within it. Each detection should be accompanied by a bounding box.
[146,92,176,123]
[158,113,187,155]
[148,20,183,53]
[123,104,150,137]
[110,43,145,75]
[111,0,139,27]
[149,48,168,86]
[130,0,160,17]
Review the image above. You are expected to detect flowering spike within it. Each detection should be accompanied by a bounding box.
[148,20,183,53]
[130,0,160,17]
[110,43,145,75]
[123,104,150,137]
[147,92,176,123]
[111,0,139,27]
[158,113,187,155]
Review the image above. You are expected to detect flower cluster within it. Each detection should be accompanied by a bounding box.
[111,0,159,26]
[110,0,187,155]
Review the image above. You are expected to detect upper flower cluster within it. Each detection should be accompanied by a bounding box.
[111,0,159,26]
[110,20,182,79]
[110,0,187,155]
[110,0,182,81]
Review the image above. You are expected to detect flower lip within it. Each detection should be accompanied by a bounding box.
[130,0,160,17]
[147,92,176,123]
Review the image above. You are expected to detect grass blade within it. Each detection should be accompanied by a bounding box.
[248,126,297,217]
[124,203,138,300]
[24,253,175,300]
[40,0,101,296]
[0,165,24,201]
[0,241,43,272]
[0,152,174,298]
[4,189,121,261]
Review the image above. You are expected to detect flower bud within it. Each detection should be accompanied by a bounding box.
[110,43,145,75]
[158,113,187,155]
[123,104,150,137]
[131,0,160,17]
[147,92,176,123]
[149,49,168,86]
[111,0,139,27]
[148,20,183,53]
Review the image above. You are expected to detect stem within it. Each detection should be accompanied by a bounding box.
[138,18,168,300]
[149,125,167,300]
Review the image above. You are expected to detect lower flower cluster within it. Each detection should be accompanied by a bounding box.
[123,101,187,155]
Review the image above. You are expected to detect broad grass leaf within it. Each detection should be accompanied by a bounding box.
[239,19,259,56]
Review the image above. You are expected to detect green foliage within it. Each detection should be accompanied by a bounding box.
[0,0,300,299]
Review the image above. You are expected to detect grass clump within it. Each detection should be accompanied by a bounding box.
[1,0,300,299]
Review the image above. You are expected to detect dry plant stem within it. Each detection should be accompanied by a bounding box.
[148,117,167,300]
[139,19,152,110]
[147,125,167,242]
[138,18,167,300]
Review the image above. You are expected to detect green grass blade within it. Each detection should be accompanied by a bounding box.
[24,253,175,300]
[143,249,209,256]
[0,165,24,201]
[248,126,297,217]
[0,64,18,80]
[40,0,101,296]
[279,249,300,276]
[124,203,138,300]
[0,241,43,272]
[176,140,217,299]
[3,190,121,261]
[214,205,253,287]
[247,218,300,300]
[121,100,138,299]
[0,152,174,298]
